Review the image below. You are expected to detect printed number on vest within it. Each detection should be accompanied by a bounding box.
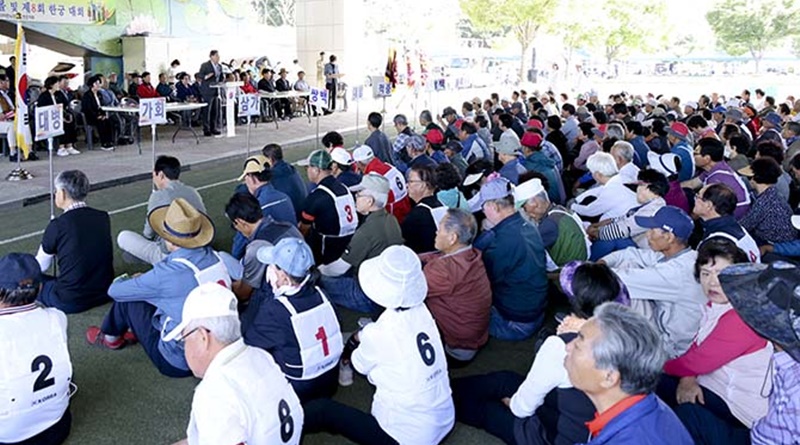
[31,355,55,392]
[344,204,354,223]
[315,326,330,356]
[416,332,435,366]
[278,399,294,442]
[395,176,404,192]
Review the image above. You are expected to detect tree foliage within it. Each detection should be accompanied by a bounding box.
[706,0,800,71]
[460,0,560,80]
[250,0,296,26]
[600,0,666,65]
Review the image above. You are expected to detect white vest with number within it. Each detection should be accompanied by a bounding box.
[172,251,232,289]
[384,166,409,201]
[705,231,761,263]
[275,287,343,380]
[316,184,358,237]
[0,307,72,443]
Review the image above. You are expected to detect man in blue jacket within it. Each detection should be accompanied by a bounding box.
[564,303,693,445]
[86,198,241,378]
[473,177,548,341]
[262,143,308,216]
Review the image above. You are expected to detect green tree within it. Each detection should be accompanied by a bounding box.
[601,0,666,66]
[706,0,800,72]
[460,0,560,81]
[554,0,603,78]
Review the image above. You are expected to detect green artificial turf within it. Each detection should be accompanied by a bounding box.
[0,135,550,445]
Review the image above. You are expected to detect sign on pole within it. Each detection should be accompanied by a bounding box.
[238,93,260,117]
[434,78,446,92]
[351,85,364,102]
[309,87,329,108]
[376,82,392,97]
[139,97,167,126]
[34,104,64,141]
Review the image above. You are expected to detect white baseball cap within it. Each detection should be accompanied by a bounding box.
[352,144,374,163]
[647,151,679,177]
[358,245,428,309]
[330,147,353,165]
[164,283,238,341]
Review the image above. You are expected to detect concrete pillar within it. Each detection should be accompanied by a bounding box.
[296,0,366,89]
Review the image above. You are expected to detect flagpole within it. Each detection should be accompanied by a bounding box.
[6,15,30,181]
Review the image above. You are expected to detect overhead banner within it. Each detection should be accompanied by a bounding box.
[0,1,113,25]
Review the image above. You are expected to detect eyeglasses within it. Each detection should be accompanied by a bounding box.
[176,326,203,343]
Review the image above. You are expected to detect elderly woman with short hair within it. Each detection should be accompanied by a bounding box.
[657,239,771,445]
[570,152,639,222]
[35,170,114,313]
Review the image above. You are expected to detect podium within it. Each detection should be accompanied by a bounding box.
[212,82,243,137]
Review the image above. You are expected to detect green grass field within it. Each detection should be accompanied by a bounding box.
[0,135,542,445]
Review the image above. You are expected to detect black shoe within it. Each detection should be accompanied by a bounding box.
[211,130,221,135]
[9,153,17,162]
[26,151,39,161]
[203,131,213,137]
[323,110,333,116]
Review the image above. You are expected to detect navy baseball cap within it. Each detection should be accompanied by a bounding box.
[257,238,315,278]
[0,253,41,290]
[634,206,694,241]
[711,105,727,113]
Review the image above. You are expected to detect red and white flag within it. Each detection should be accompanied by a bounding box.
[14,22,31,158]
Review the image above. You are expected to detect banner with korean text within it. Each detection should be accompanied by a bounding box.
[0,1,113,24]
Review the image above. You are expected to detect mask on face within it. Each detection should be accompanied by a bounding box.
[267,264,299,297]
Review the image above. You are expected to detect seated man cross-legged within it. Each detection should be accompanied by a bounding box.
[86,198,241,378]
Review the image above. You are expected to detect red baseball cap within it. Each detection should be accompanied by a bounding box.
[521,132,543,148]
[667,122,690,140]
[454,119,465,130]
[425,128,445,145]
[526,119,543,130]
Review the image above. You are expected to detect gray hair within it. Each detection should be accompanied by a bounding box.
[55,170,90,201]
[441,208,478,245]
[611,141,634,163]
[393,114,408,126]
[187,315,241,346]
[360,189,388,209]
[419,110,433,124]
[586,152,619,177]
[606,123,626,140]
[591,303,667,395]
[405,134,426,152]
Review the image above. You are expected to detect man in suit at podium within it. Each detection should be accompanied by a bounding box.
[198,50,223,136]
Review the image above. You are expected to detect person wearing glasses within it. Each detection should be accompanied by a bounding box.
[166,283,304,445]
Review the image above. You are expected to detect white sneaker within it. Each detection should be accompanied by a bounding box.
[57,148,70,157]
[66,147,81,155]
[338,361,354,387]
[99,146,115,152]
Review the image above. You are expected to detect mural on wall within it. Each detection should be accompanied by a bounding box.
[20,0,297,56]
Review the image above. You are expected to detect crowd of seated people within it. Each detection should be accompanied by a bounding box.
[5,85,800,445]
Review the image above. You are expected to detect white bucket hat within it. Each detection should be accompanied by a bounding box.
[358,245,428,309]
